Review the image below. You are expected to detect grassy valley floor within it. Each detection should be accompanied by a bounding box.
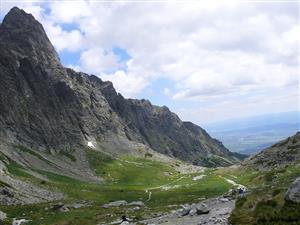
[0,148,299,225]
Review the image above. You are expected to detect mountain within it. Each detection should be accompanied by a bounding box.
[0,6,242,176]
[205,111,299,154]
[229,132,300,225]
[244,132,300,169]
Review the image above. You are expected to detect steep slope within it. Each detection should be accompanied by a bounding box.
[0,7,241,169]
[244,132,300,169]
[229,133,300,225]
[100,84,244,166]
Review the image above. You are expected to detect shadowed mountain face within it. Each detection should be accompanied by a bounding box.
[0,7,243,167]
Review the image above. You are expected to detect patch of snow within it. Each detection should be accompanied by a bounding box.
[193,175,206,181]
[87,141,95,149]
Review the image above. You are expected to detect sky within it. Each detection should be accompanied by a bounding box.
[0,0,299,125]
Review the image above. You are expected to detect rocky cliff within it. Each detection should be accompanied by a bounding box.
[0,7,243,171]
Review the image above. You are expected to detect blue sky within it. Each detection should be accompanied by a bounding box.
[0,1,299,125]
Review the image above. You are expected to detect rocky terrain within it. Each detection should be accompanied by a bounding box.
[244,132,300,169]
[138,197,235,225]
[285,177,300,203]
[229,133,300,225]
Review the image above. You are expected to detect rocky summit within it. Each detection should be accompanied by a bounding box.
[0,6,243,175]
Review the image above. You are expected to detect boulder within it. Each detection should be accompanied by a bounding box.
[189,208,197,216]
[102,200,128,208]
[70,203,84,209]
[237,185,247,194]
[59,205,69,212]
[51,202,64,211]
[219,198,229,203]
[285,177,300,203]
[196,203,210,215]
[51,203,70,212]
[128,201,145,207]
[0,210,7,221]
[12,218,30,225]
[180,206,191,216]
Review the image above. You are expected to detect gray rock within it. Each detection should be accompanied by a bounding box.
[188,208,197,216]
[139,197,234,225]
[285,177,300,203]
[0,210,7,221]
[51,203,64,210]
[12,218,30,225]
[196,203,210,215]
[120,222,129,225]
[59,206,69,212]
[180,207,191,216]
[102,200,128,208]
[128,201,145,207]
[219,198,229,202]
[70,203,85,209]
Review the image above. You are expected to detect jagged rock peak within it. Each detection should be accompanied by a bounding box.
[0,7,244,168]
[0,7,60,65]
[2,7,38,28]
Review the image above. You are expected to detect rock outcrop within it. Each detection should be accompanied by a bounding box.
[244,132,300,169]
[285,177,300,203]
[0,7,243,170]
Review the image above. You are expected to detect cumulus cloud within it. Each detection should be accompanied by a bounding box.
[48,1,91,24]
[102,70,149,98]
[79,48,122,74]
[1,1,299,122]
[45,24,84,52]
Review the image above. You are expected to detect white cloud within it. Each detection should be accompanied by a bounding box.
[49,1,91,24]
[45,24,84,52]
[79,48,122,74]
[176,85,299,125]
[2,1,299,122]
[102,70,149,98]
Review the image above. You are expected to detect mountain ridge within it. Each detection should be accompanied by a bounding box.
[0,7,243,172]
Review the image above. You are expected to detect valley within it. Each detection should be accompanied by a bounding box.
[0,6,299,225]
[0,143,299,224]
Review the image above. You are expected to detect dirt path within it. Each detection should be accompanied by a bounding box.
[218,175,246,188]
[144,176,186,201]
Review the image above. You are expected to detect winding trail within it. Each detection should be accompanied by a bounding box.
[144,176,186,201]
[148,176,186,191]
[218,175,246,190]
